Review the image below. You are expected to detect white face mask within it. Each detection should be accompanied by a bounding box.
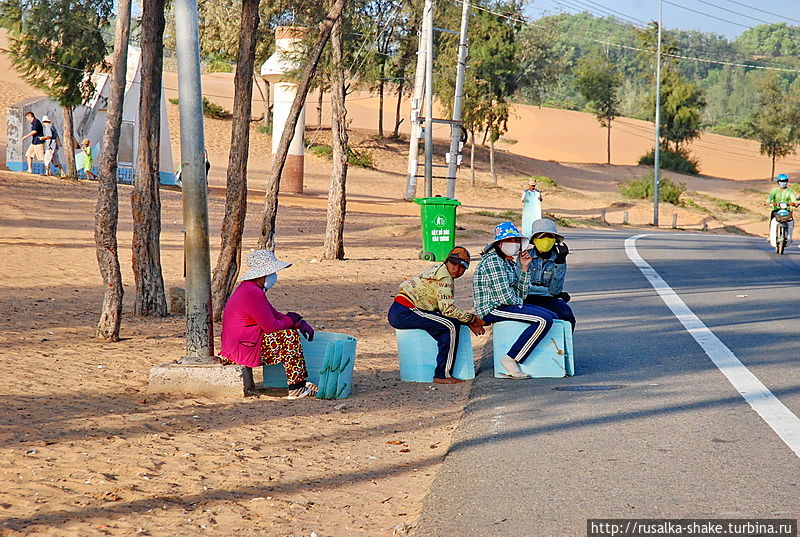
[499,242,521,257]
[263,273,278,291]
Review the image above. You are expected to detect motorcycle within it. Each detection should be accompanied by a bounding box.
[769,201,795,255]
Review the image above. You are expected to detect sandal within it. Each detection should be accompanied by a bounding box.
[287,381,318,400]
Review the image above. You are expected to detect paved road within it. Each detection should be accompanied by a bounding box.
[416,230,800,536]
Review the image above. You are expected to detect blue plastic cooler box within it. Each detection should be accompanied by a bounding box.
[395,326,475,382]
[262,331,357,399]
[492,319,574,378]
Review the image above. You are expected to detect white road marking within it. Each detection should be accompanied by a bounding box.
[626,234,800,458]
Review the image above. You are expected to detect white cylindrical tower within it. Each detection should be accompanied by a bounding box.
[261,26,308,194]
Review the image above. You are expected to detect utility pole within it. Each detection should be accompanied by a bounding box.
[653,0,663,227]
[423,0,435,198]
[175,0,215,364]
[445,0,469,199]
[404,0,430,201]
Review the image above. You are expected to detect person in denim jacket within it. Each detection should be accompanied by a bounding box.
[523,218,575,331]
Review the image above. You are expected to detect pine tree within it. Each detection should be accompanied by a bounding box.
[751,74,800,178]
[575,50,622,164]
[0,0,112,178]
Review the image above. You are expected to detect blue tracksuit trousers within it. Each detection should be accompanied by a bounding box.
[388,301,463,379]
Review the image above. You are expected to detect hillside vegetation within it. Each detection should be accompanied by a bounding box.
[528,13,800,139]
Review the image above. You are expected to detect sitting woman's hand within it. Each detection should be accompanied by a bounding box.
[553,243,569,264]
[286,311,303,326]
[297,320,315,341]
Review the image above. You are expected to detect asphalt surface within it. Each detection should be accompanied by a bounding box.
[415,230,800,536]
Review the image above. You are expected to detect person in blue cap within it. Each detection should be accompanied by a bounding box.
[473,222,555,379]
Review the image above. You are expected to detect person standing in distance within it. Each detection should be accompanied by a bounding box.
[21,111,45,173]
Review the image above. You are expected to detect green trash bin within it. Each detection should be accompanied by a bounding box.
[413,196,461,261]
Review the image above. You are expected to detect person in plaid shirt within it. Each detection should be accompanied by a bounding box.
[388,246,485,384]
[473,222,555,379]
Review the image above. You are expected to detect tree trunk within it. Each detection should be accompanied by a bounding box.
[62,106,77,178]
[606,120,611,165]
[131,0,168,317]
[393,79,404,138]
[377,60,385,137]
[321,12,348,261]
[258,0,347,251]
[771,153,776,179]
[470,129,475,187]
[317,89,323,128]
[211,0,259,321]
[95,0,132,341]
[490,136,496,185]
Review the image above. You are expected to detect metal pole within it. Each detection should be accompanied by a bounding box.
[175,0,215,363]
[445,0,469,199]
[404,3,429,201]
[423,0,435,198]
[653,0,663,227]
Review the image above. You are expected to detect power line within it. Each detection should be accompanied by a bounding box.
[692,0,775,26]
[717,0,800,26]
[553,0,647,27]
[662,0,753,30]
[580,0,648,25]
[459,0,800,73]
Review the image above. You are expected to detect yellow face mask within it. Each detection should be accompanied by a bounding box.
[533,236,556,252]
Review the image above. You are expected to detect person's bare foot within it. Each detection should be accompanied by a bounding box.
[433,377,466,384]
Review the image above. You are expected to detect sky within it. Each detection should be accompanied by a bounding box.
[528,0,800,38]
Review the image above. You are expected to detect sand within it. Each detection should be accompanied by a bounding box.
[0,171,489,536]
[0,46,782,536]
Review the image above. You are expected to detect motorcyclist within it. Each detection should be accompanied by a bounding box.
[766,173,798,247]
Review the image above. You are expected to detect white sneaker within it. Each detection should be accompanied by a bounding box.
[500,356,531,379]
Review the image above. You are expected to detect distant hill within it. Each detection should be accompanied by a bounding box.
[526,13,800,138]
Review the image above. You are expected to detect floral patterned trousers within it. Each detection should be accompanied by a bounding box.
[261,329,308,389]
[223,329,308,389]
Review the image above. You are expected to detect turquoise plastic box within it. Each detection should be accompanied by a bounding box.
[492,319,574,378]
[262,331,357,399]
[395,326,475,382]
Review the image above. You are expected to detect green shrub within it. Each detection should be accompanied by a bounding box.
[474,209,521,219]
[206,60,233,73]
[202,97,231,119]
[620,171,686,205]
[527,175,557,187]
[697,194,747,214]
[348,148,374,168]
[543,213,572,227]
[638,147,700,175]
[307,143,374,168]
[714,200,747,213]
[683,198,709,213]
[168,97,179,105]
[257,123,272,135]
[308,144,334,159]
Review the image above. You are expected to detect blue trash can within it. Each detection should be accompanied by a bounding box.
[395,326,475,382]
[492,319,574,378]
[262,331,357,399]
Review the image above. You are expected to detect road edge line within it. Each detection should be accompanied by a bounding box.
[625,233,800,458]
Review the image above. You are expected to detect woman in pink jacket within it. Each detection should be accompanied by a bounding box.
[221,250,317,399]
